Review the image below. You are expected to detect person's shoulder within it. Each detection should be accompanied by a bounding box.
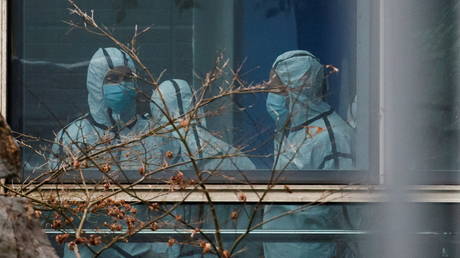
[328,113,353,134]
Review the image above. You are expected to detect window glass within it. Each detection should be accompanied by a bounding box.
[9,0,373,182]
[42,203,370,258]
[43,203,460,258]
[10,0,195,172]
[400,0,460,171]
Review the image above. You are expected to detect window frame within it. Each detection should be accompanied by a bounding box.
[10,0,381,186]
[2,0,459,202]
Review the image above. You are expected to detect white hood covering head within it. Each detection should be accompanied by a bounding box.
[86,47,136,126]
[150,79,256,170]
[150,79,195,124]
[272,50,329,125]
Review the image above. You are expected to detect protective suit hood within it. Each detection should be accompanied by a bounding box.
[87,47,136,126]
[265,51,356,258]
[150,79,256,170]
[150,79,195,124]
[272,50,330,126]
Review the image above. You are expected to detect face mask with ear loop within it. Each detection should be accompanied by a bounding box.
[101,49,137,115]
[103,82,137,114]
[266,62,339,129]
[266,92,290,132]
[267,52,322,130]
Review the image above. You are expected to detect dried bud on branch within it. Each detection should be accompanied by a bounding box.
[223,250,231,258]
[150,222,159,231]
[138,165,145,175]
[33,210,42,219]
[167,238,176,247]
[149,203,159,210]
[165,151,174,159]
[202,242,212,253]
[72,159,80,169]
[179,119,190,128]
[68,241,76,251]
[238,192,247,202]
[55,233,70,244]
[51,219,62,229]
[75,237,88,245]
[107,223,122,231]
[230,210,239,220]
[100,163,111,173]
[89,235,102,246]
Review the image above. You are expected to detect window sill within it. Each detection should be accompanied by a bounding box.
[15,184,460,203]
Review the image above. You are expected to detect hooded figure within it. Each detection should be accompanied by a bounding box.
[50,48,172,258]
[266,50,354,170]
[150,79,256,171]
[264,50,358,258]
[150,79,260,258]
[50,47,164,171]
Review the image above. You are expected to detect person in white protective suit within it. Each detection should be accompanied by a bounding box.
[150,79,256,172]
[150,79,261,257]
[52,47,175,258]
[49,47,169,170]
[264,50,359,258]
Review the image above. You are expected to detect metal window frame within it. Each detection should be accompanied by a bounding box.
[2,0,459,203]
[21,184,460,203]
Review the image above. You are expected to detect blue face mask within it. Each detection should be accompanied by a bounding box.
[266,93,289,131]
[103,82,136,114]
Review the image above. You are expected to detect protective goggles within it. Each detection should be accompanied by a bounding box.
[101,48,135,84]
[103,66,134,84]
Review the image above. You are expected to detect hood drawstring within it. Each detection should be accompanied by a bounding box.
[170,80,203,161]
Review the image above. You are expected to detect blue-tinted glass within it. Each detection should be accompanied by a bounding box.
[10,0,371,183]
